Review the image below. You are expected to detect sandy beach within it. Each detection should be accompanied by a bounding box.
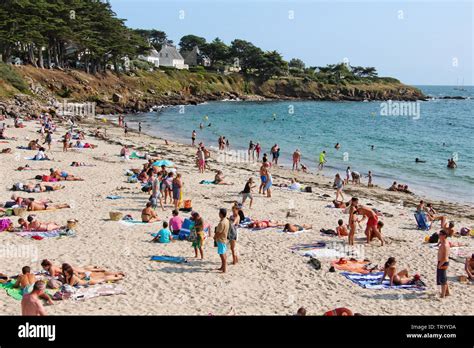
[0,116,472,316]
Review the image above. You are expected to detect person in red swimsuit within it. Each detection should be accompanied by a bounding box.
[350,198,384,246]
[323,307,361,316]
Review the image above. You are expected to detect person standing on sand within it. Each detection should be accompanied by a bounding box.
[255,142,261,160]
[333,174,344,202]
[191,212,205,259]
[366,171,373,187]
[271,144,279,165]
[292,149,301,171]
[197,147,206,173]
[214,208,230,273]
[345,166,351,185]
[248,141,255,160]
[259,163,269,195]
[318,151,327,170]
[437,230,450,298]
[350,197,384,246]
[138,122,142,135]
[191,130,196,146]
[124,123,128,136]
[21,281,50,316]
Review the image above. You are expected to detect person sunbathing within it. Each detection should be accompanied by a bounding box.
[283,223,312,233]
[380,257,419,286]
[27,199,69,211]
[465,254,474,281]
[141,202,160,223]
[61,264,124,285]
[74,141,96,149]
[426,203,447,227]
[18,215,62,231]
[49,169,83,181]
[13,182,64,193]
[248,220,286,229]
[1,148,12,154]
[13,266,36,291]
[323,308,361,316]
[336,219,349,237]
[27,139,41,150]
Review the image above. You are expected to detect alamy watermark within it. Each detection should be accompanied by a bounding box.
[379,100,420,120]
[0,244,38,262]
[57,100,96,118]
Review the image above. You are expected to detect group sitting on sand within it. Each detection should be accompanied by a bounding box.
[388,181,413,194]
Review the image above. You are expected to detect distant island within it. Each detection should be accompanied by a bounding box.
[0,0,425,114]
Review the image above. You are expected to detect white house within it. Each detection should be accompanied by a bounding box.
[158,44,188,70]
[138,48,160,67]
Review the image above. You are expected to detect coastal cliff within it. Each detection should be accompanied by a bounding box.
[0,63,426,115]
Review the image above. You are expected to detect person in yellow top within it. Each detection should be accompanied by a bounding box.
[214,208,230,273]
[318,151,327,170]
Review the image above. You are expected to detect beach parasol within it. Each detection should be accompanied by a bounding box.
[152,160,175,167]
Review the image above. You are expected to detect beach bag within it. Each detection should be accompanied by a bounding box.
[141,183,152,192]
[187,228,197,243]
[308,257,321,270]
[460,227,470,236]
[184,200,192,209]
[52,284,75,300]
[305,186,312,193]
[0,218,12,232]
[428,232,439,244]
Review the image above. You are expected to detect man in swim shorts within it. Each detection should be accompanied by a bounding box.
[437,230,450,298]
[214,208,229,273]
[259,163,268,195]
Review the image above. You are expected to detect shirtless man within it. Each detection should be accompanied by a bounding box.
[443,221,456,237]
[141,202,160,223]
[351,197,384,245]
[437,230,450,298]
[21,281,52,316]
[259,163,269,195]
[14,266,36,291]
[27,199,70,211]
[465,254,474,281]
[292,149,301,171]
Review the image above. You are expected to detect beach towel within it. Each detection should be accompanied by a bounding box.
[106,195,124,200]
[199,180,216,185]
[130,151,145,159]
[119,220,160,226]
[150,255,187,263]
[0,281,23,300]
[290,242,327,251]
[297,247,360,259]
[331,260,375,274]
[15,230,61,239]
[342,272,426,291]
[71,284,126,301]
[414,212,431,230]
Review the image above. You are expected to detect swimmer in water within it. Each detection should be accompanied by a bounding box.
[415,158,426,163]
[370,145,375,151]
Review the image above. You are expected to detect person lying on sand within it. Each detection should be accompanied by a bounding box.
[465,254,474,281]
[26,199,70,211]
[248,220,286,229]
[74,140,96,149]
[1,148,12,154]
[48,169,84,181]
[214,170,233,185]
[27,139,41,150]
[12,182,64,193]
[283,223,312,233]
[41,259,124,281]
[380,257,419,286]
[18,215,62,231]
[426,203,447,227]
[141,202,160,223]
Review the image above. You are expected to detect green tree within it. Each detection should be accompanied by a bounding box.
[179,34,206,52]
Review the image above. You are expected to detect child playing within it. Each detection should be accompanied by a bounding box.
[336,219,349,238]
[152,221,173,243]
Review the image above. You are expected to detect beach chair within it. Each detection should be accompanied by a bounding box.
[414,211,431,231]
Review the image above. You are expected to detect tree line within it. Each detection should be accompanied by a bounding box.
[0,0,383,82]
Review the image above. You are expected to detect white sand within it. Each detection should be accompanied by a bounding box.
[0,117,472,315]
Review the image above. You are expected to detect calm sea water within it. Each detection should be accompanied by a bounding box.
[123,86,474,205]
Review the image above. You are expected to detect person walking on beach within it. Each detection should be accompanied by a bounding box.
[229,205,240,265]
[192,212,205,260]
[124,123,128,136]
[21,281,50,316]
[191,130,196,146]
[241,177,255,208]
[226,138,230,150]
[271,144,280,165]
[43,130,52,151]
[333,174,344,201]
[318,151,327,170]
[345,166,351,185]
[437,230,450,298]
[138,122,142,135]
[292,149,301,171]
[214,208,230,273]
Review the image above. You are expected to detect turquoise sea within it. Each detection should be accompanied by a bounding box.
[123,86,474,205]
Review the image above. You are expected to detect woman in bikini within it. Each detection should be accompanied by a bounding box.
[380,257,417,286]
[18,215,62,231]
[172,173,182,210]
[141,202,160,223]
[283,223,313,233]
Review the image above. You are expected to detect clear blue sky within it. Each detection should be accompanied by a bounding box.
[110,0,473,86]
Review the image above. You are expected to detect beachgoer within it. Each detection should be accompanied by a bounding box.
[367,171,373,187]
[152,221,173,243]
[214,208,230,273]
[323,308,360,316]
[229,206,240,265]
[197,147,206,173]
[191,130,196,146]
[437,230,450,298]
[141,202,160,223]
[192,212,205,259]
[333,173,344,201]
[241,177,255,209]
[21,281,51,316]
[380,257,417,286]
[283,223,312,233]
[336,219,349,237]
[318,151,326,170]
[169,210,183,235]
[172,173,182,209]
[465,254,474,281]
[292,149,301,171]
[259,163,269,195]
[351,198,384,246]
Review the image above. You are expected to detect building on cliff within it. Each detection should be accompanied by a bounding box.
[158,44,189,70]
[180,46,211,67]
[138,48,161,68]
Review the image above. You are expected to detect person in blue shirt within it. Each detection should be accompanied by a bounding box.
[151,221,173,243]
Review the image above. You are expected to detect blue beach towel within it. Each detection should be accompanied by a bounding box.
[150,256,187,263]
[414,212,431,231]
[106,195,124,200]
[342,272,426,291]
[178,219,195,240]
[199,180,216,185]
